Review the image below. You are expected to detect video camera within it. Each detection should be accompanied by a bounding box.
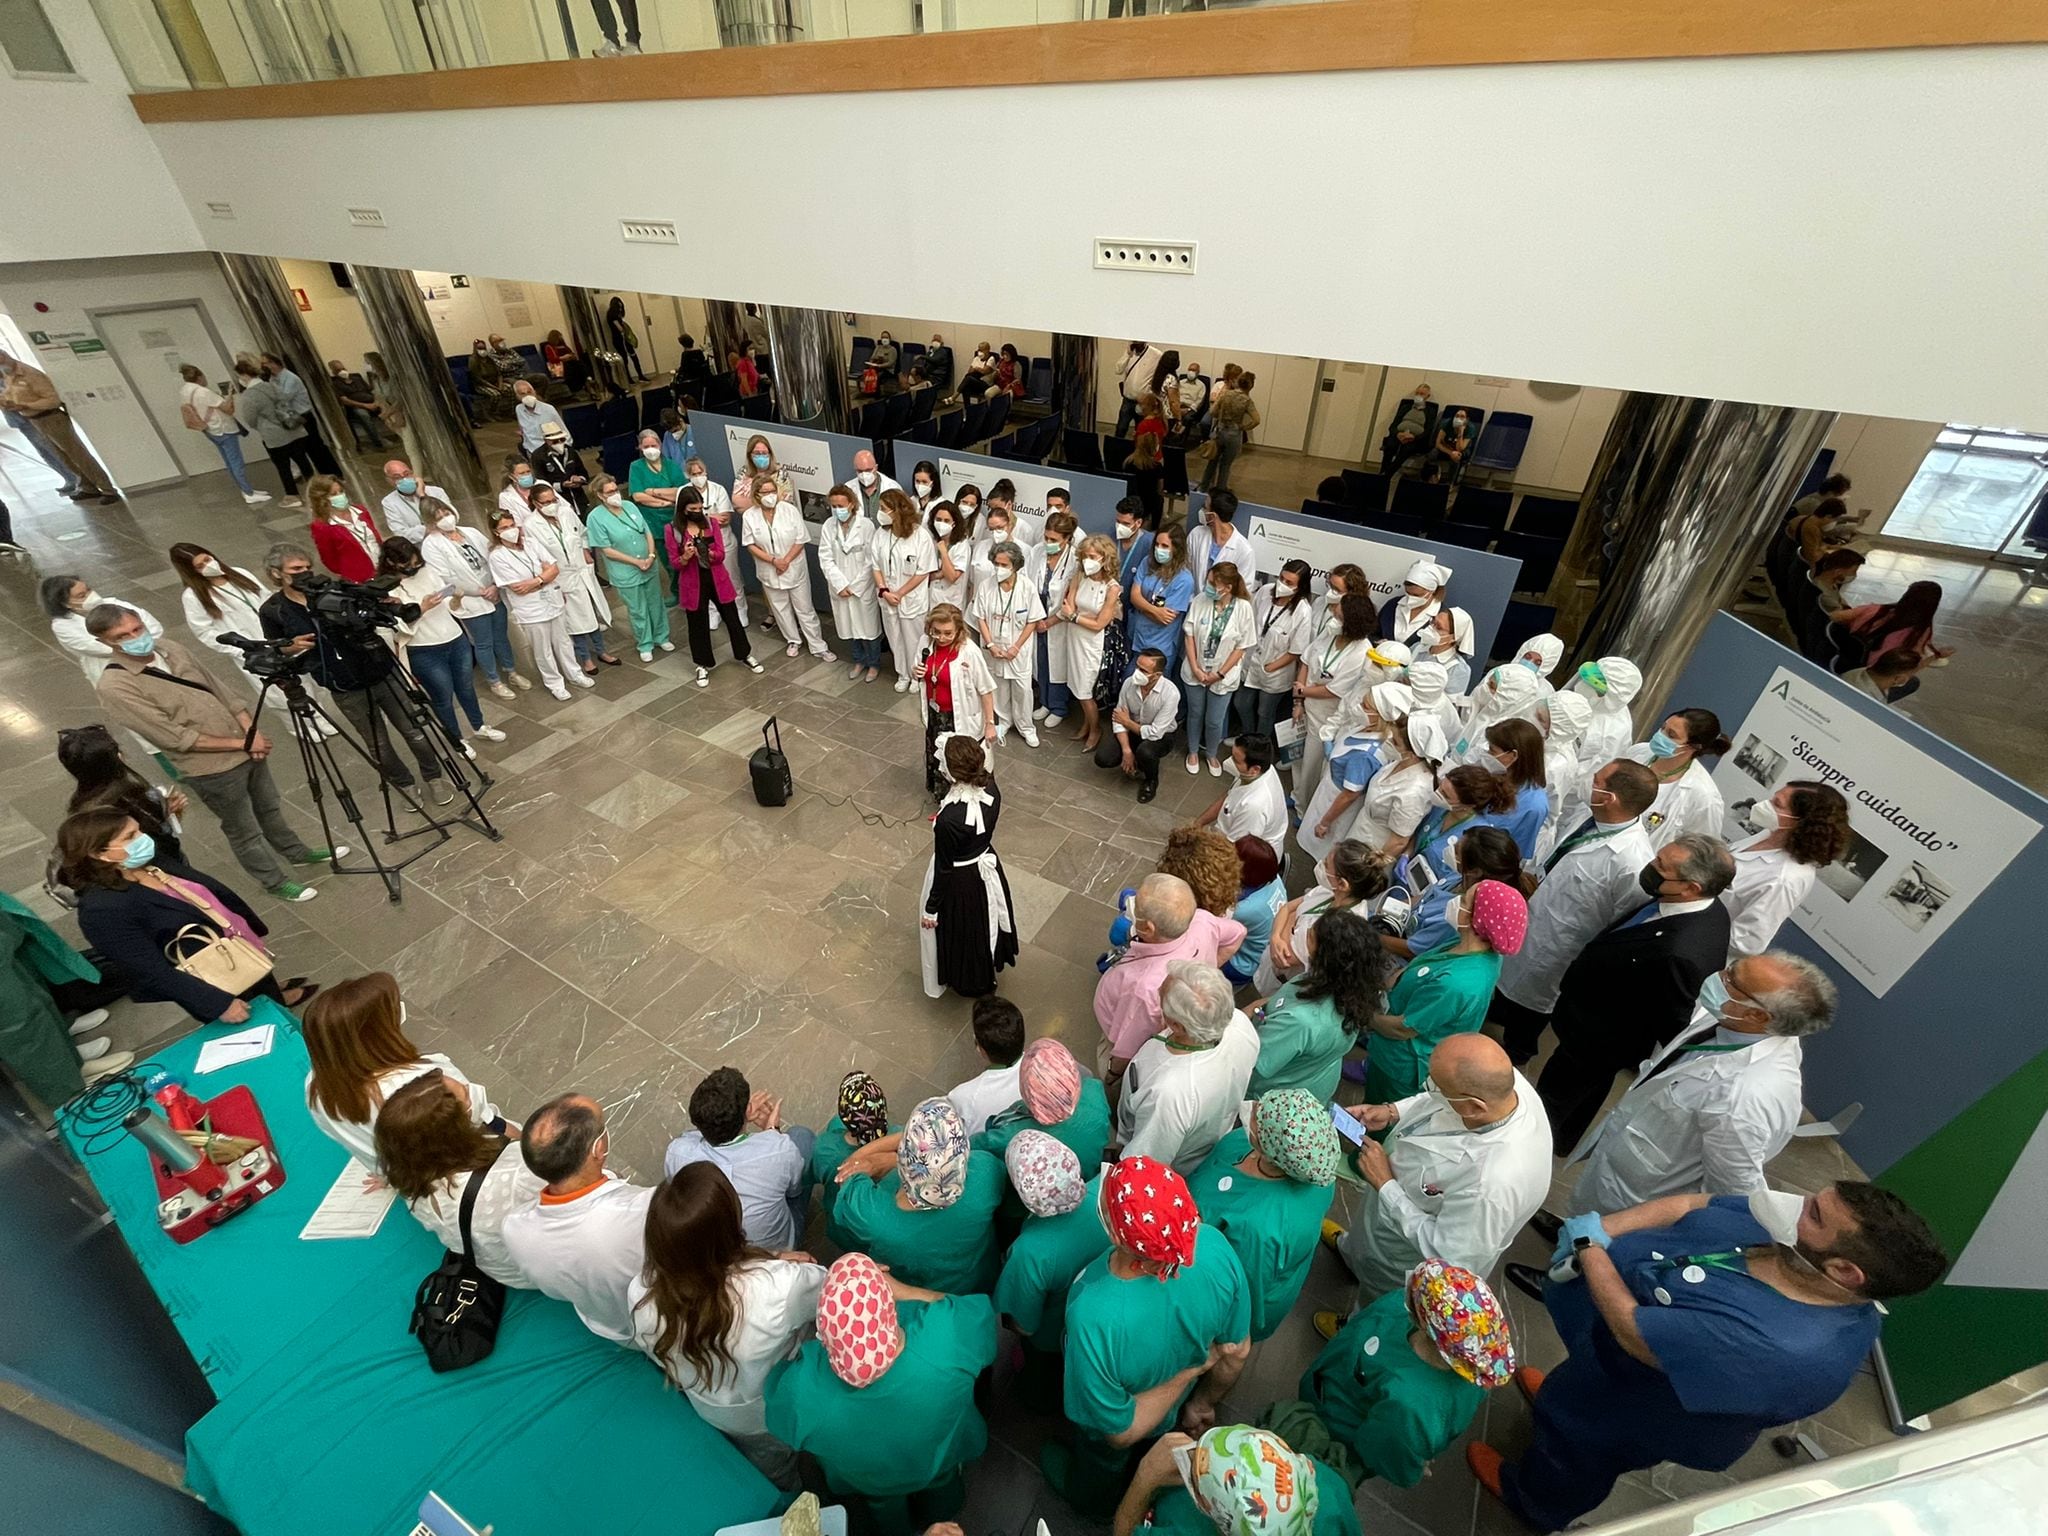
[295,571,420,634]
[216,631,312,682]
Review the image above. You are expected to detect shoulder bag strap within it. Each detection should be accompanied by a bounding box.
[136,664,217,695]
[456,1163,488,1262]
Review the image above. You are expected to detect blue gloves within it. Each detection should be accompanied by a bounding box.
[1551,1212,1611,1269]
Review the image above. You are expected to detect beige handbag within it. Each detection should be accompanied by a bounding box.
[164,923,273,994]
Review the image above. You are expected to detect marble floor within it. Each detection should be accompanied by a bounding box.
[0,424,2033,1534]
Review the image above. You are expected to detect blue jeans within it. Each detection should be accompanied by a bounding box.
[405,636,485,740]
[571,628,607,667]
[1232,685,1291,743]
[461,608,516,682]
[1187,684,1235,760]
[785,1124,818,1239]
[206,431,256,495]
[846,634,883,670]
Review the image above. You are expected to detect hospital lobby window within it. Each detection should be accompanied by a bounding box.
[1884,424,2048,556]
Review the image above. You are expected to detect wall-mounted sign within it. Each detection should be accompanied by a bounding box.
[293,288,312,312]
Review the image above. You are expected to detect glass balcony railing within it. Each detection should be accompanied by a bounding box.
[90,0,1303,91]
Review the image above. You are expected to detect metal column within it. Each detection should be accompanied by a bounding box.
[1558,393,1835,730]
[558,286,621,399]
[214,252,355,471]
[344,263,493,508]
[702,301,748,376]
[764,306,850,433]
[1051,334,1098,431]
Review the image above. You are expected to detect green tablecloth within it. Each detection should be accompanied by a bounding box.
[65,1002,779,1536]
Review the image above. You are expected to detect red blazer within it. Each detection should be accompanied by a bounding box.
[309,506,383,582]
[666,521,737,610]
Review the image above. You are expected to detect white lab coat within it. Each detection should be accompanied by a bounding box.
[1186,523,1258,588]
[486,539,566,625]
[420,527,501,621]
[181,571,272,670]
[1629,752,1725,850]
[1117,1011,1260,1176]
[627,1259,824,1436]
[1182,592,1257,692]
[520,505,605,634]
[1578,689,1638,773]
[928,533,972,610]
[1218,770,1289,851]
[1297,729,1385,864]
[740,502,812,591]
[1296,631,1379,794]
[1352,755,1436,855]
[970,576,1045,684]
[692,479,746,600]
[815,515,883,640]
[1564,1015,1805,1218]
[925,639,998,740]
[1495,815,1655,1013]
[968,534,1043,602]
[1244,587,1314,696]
[500,1174,654,1342]
[303,1054,498,1169]
[1336,1074,1552,1297]
[1722,834,1818,957]
[1534,743,1592,864]
[873,524,940,621]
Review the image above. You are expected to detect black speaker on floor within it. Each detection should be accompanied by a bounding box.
[749,716,792,808]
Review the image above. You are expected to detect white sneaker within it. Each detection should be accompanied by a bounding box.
[785,643,800,659]
[894,679,910,693]
[1208,757,1225,777]
[475,724,508,742]
[572,673,597,688]
[1044,714,1065,730]
[1020,725,1040,748]
[1033,706,1050,721]
[695,667,710,688]
[1186,754,1202,774]
[593,38,621,55]
[83,1050,136,1082]
[508,673,533,691]
[814,650,837,662]
[710,609,722,631]
[657,640,675,653]
[243,491,273,504]
[746,657,765,674]
[639,650,654,662]
[548,686,572,701]
[848,663,864,680]
[67,1008,110,1036]
[279,496,303,509]
[74,1035,112,1060]
[489,681,516,701]
[459,742,476,760]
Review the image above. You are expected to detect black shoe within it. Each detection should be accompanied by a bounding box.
[1529,1210,1563,1246]
[1505,1262,1547,1301]
[1138,781,1158,804]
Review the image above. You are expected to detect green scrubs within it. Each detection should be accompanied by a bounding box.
[627,456,688,599]
[1192,1130,1337,1341]
[764,1294,997,1530]
[975,1077,1114,1222]
[1273,1286,1484,1489]
[811,1118,899,1233]
[1364,945,1502,1105]
[1144,1457,1362,1536]
[992,1176,1111,1352]
[585,499,670,652]
[831,1151,1005,1294]
[1249,981,1354,1103]
[0,897,93,1107]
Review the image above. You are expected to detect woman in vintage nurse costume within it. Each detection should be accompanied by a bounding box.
[916,603,998,799]
[920,734,1019,999]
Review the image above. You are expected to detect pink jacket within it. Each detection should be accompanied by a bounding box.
[1093,908,1249,1062]
[665,521,737,610]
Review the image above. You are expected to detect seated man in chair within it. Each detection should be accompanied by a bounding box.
[1379,385,1438,481]
[1427,408,1476,485]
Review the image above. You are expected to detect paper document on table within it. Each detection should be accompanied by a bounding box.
[193,1024,275,1074]
[300,1158,397,1240]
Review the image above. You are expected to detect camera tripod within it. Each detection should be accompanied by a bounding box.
[247,651,500,903]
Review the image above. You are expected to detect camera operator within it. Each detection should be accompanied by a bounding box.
[258,543,454,806]
[87,605,335,902]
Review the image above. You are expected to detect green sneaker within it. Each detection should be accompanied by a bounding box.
[294,844,349,865]
[268,881,319,903]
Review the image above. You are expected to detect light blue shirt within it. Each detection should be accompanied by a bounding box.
[664,1128,808,1249]
[515,399,568,453]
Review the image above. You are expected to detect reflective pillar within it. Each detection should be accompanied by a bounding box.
[1558,393,1835,729]
[1052,333,1098,431]
[344,263,493,507]
[703,301,748,375]
[713,0,802,46]
[764,306,850,432]
[559,286,622,399]
[215,252,355,465]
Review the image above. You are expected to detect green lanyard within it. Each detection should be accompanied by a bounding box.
[1318,635,1345,677]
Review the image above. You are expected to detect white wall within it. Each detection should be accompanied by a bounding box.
[1369,370,1624,493]
[139,45,2048,430]
[410,274,570,357]
[0,254,263,486]
[0,2,199,262]
[1823,416,1943,536]
[278,258,377,367]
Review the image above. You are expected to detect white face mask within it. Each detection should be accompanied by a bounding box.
[501,528,521,545]
[1276,581,1297,598]
[641,445,662,462]
[603,493,623,510]
[688,473,707,489]
[196,557,223,578]
[759,493,779,509]
[435,514,459,532]
[1082,557,1102,576]
[857,470,877,487]
[933,519,953,537]
[1115,523,1137,541]
[915,481,932,496]
[1749,800,1783,831]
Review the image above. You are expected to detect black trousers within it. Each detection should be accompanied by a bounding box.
[334,675,444,787]
[269,435,322,498]
[683,594,752,669]
[1095,730,1168,788]
[1381,434,1427,484]
[1493,989,1553,1066]
[589,0,639,43]
[297,418,342,476]
[1536,1033,1640,1154]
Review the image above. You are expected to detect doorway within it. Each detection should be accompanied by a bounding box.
[1884,425,2048,559]
[88,301,252,481]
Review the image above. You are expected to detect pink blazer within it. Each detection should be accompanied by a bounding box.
[666,521,737,610]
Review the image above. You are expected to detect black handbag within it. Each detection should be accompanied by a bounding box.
[410,1165,506,1372]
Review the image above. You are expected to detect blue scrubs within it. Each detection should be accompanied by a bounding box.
[1504,1197,1883,1531]
[1410,806,1525,881]
[1402,879,1460,954]
[1129,565,1195,686]
[1496,783,1551,862]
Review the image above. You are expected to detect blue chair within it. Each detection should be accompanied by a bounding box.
[1489,601,1558,666]
[881,391,914,438]
[1392,477,1449,521]
[1340,468,1389,509]
[1372,511,1430,540]
[1448,487,1513,533]
[847,338,874,382]
[936,410,967,450]
[900,341,926,370]
[638,386,674,430]
[1510,494,1580,541]
[599,433,635,480]
[1026,360,1054,407]
[850,401,878,438]
[1469,412,1531,483]
[1431,406,1487,484]
[1496,532,1566,594]
[515,344,543,375]
[905,417,939,446]
[740,393,776,423]
[702,372,740,408]
[981,396,1011,440]
[1305,499,1360,526]
[1162,445,1190,510]
[909,388,938,427]
[1064,429,1104,472]
[991,432,1019,459]
[1104,435,1136,470]
[562,403,603,446]
[598,397,639,441]
[1436,523,1495,552]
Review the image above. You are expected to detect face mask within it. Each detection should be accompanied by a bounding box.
[858,470,877,487]
[1116,523,1137,541]
[1638,864,1666,900]
[988,524,1009,541]
[536,500,557,516]
[395,477,418,495]
[688,473,707,489]
[751,452,771,469]
[1153,545,1172,565]
[1276,581,1297,598]
[1454,414,1468,426]
[1082,557,1102,576]
[516,395,534,409]
[934,519,954,537]
[1043,539,1066,558]
[196,558,223,578]
[915,481,932,496]
[1137,669,1158,688]
[328,493,351,510]
[959,499,978,515]
[1518,655,1543,671]
[996,566,1015,582]
[118,633,155,656]
[1207,587,1225,604]
[1648,728,1681,759]
[1749,800,1782,831]
[1589,787,1616,811]
[1698,970,1732,1019]
[81,589,104,609]
[1482,752,1510,775]
[759,493,779,510]
[1444,893,1465,932]
[501,528,522,545]
[641,446,661,462]
[435,513,459,532]
[833,506,853,523]
[120,832,157,869]
[602,493,623,510]
[1431,787,1455,810]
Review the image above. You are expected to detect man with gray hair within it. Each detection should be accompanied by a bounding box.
[1538,833,1736,1152]
[1503,953,1837,1292]
[1094,873,1247,1091]
[500,1094,652,1342]
[1115,960,1259,1175]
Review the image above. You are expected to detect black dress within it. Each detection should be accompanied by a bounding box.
[921,783,1018,999]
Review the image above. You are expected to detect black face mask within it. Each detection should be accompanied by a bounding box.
[1638,864,1666,901]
